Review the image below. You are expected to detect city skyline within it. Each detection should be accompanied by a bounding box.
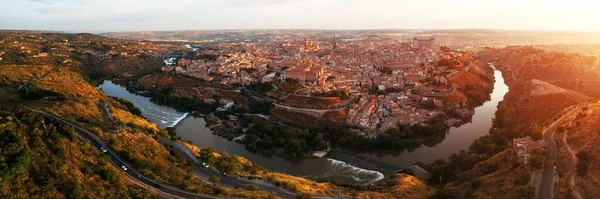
[2,0,600,32]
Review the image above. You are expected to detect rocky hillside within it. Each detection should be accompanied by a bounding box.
[93,54,164,78]
[449,60,495,107]
[478,47,597,135]
[493,78,591,135]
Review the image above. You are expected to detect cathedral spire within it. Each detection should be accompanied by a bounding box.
[333,36,338,50]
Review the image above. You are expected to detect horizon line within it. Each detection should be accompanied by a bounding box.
[2,28,600,34]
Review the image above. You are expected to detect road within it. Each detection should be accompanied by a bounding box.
[537,106,582,199]
[446,61,473,79]
[32,110,221,199]
[246,89,358,110]
[162,138,297,199]
[33,109,297,198]
[18,70,53,92]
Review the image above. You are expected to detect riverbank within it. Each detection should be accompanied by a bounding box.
[96,65,505,186]
[322,69,507,170]
[98,80,387,185]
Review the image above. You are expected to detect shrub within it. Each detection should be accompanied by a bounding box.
[248,184,260,191]
[470,179,483,189]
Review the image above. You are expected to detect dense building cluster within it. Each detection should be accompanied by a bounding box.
[163,34,474,132]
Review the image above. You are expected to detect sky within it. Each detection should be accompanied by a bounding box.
[1,0,599,32]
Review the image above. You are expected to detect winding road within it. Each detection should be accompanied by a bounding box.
[162,138,297,199]
[33,109,298,198]
[537,106,582,199]
[32,110,221,199]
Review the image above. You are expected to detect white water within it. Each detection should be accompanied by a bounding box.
[99,74,508,185]
[97,80,189,128]
[99,80,385,185]
[308,158,385,185]
[168,112,189,127]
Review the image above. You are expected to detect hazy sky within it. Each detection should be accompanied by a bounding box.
[1,0,599,32]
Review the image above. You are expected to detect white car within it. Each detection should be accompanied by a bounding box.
[202,163,210,168]
[100,147,108,153]
[121,166,128,171]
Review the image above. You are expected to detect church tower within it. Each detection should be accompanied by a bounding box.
[332,36,338,51]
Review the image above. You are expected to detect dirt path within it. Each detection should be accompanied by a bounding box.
[562,120,584,199]
[538,106,583,199]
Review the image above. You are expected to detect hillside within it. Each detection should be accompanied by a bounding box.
[418,46,600,199]
[449,60,495,107]
[493,78,591,135]
[358,173,434,199]
[94,54,164,78]
[0,64,289,198]
[0,31,437,199]
[553,101,600,199]
[0,33,280,198]
[478,47,597,135]
[0,110,156,198]
[443,149,533,199]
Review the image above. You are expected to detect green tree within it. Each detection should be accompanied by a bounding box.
[515,185,535,199]
[208,175,220,185]
[166,127,177,139]
[529,155,544,169]
[248,183,260,191]
[0,126,32,181]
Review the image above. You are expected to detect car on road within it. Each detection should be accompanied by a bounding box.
[202,162,210,168]
[121,166,128,171]
[100,147,107,153]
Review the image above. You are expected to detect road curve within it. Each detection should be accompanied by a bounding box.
[31,110,221,199]
[161,138,297,199]
[537,106,582,199]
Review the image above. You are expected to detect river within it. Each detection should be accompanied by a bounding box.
[97,69,508,185]
[334,70,509,170]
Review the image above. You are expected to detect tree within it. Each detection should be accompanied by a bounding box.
[576,151,590,162]
[529,155,544,169]
[515,185,535,199]
[248,183,260,191]
[530,148,544,157]
[528,124,543,140]
[576,161,589,176]
[514,173,530,186]
[215,156,243,175]
[166,127,177,138]
[208,175,220,185]
[470,179,483,189]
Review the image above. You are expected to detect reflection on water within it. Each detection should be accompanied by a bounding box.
[355,70,509,168]
[98,81,188,128]
[98,80,384,185]
[96,69,507,183]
